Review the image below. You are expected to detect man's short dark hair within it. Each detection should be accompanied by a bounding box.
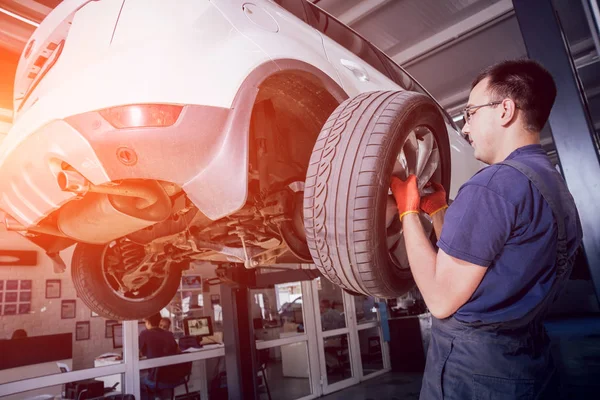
[145,313,162,327]
[472,59,556,132]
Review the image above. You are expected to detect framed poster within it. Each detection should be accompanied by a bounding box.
[61,300,76,319]
[0,280,4,290]
[19,291,31,302]
[105,320,118,338]
[18,303,31,314]
[45,279,61,299]
[20,280,32,290]
[76,321,90,341]
[5,292,17,303]
[6,280,18,290]
[181,275,202,290]
[3,304,17,315]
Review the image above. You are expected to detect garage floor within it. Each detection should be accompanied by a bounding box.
[322,316,600,400]
[321,372,422,400]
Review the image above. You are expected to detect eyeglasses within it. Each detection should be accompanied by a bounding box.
[462,101,502,124]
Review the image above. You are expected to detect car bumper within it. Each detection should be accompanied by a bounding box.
[0,103,251,228]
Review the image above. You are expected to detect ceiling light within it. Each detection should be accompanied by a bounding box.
[0,6,40,28]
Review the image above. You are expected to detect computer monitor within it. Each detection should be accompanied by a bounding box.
[183,316,213,338]
[112,322,147,349]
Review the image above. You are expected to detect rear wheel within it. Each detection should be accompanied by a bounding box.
[71,241,183,320]
[304,91,450,298]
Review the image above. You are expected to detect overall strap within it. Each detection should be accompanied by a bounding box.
[499,160,569,276]
[495,160,572,330]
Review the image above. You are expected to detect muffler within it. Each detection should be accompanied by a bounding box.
[56,172,172,244]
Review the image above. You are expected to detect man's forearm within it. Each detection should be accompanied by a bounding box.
[401,214,443,313]
[432,209,446,239]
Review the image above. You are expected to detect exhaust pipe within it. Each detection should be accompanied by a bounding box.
[55,170,172,244]
[57,170,159,209]
[57,170,89,194]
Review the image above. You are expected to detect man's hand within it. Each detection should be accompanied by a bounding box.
[420,182,448,216]
[390,175,420,220]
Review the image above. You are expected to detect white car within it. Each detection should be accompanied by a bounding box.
[0,0,481,320]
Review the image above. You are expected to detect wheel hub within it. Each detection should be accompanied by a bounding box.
[102,240,171,302]
[386,126,441,269]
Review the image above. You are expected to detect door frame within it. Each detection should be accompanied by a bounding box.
[304,278,391,396]
[309,279,359,395]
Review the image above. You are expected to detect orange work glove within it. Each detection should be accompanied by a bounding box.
[420,182,448,216]
[390,175,420,221]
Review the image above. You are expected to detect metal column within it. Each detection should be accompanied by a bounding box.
[220,268,259,399]
[513,0,600,301]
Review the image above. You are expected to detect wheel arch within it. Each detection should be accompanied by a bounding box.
[242,59,349,189]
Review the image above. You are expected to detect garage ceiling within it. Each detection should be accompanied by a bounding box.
[0,0,598,146]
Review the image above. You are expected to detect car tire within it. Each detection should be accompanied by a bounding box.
[304,91,450,298]
[71,242,183,320]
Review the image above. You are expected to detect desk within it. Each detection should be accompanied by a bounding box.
[94,344,224,399]
[0,359,73,400]
[93,358,122,391]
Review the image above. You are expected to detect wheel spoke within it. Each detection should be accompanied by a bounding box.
[385,196,398,228]
[387,126,439,270]
[419,148,439,190]
[414,131,433,178]
[390,234,409,268]
[389,214,433,269]
[392,150,408,180]
[402,131,418,176]
[415,132,438,189]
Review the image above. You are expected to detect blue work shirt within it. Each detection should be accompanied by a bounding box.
[438,144,582,323]
[139,327,178,359]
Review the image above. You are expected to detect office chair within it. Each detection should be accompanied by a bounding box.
[257,349,272,400]
[146,361,193,400]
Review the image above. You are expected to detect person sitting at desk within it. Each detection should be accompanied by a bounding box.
[319,299,344,331]
[159,317,172,332]
[140,313,178,358]
[140,313,179,400]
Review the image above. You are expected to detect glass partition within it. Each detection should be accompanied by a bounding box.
[358,327,384,376]
[256,342,312,400]
[316,278,346,332]
[252,281,306,342]
[0,243,124,385]
[138,358,222,400]
[354,295,378,324]
[0,373,124,400]
[323,333,351,385]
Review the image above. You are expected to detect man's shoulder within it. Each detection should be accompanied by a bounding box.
[141,328,170,339]
[461,164,530,204]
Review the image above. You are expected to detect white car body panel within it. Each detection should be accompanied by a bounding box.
[211,0,342,88]
[1,0,482,228]
[445,123,484,199]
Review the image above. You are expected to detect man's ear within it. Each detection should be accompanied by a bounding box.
[499,98,518,127]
